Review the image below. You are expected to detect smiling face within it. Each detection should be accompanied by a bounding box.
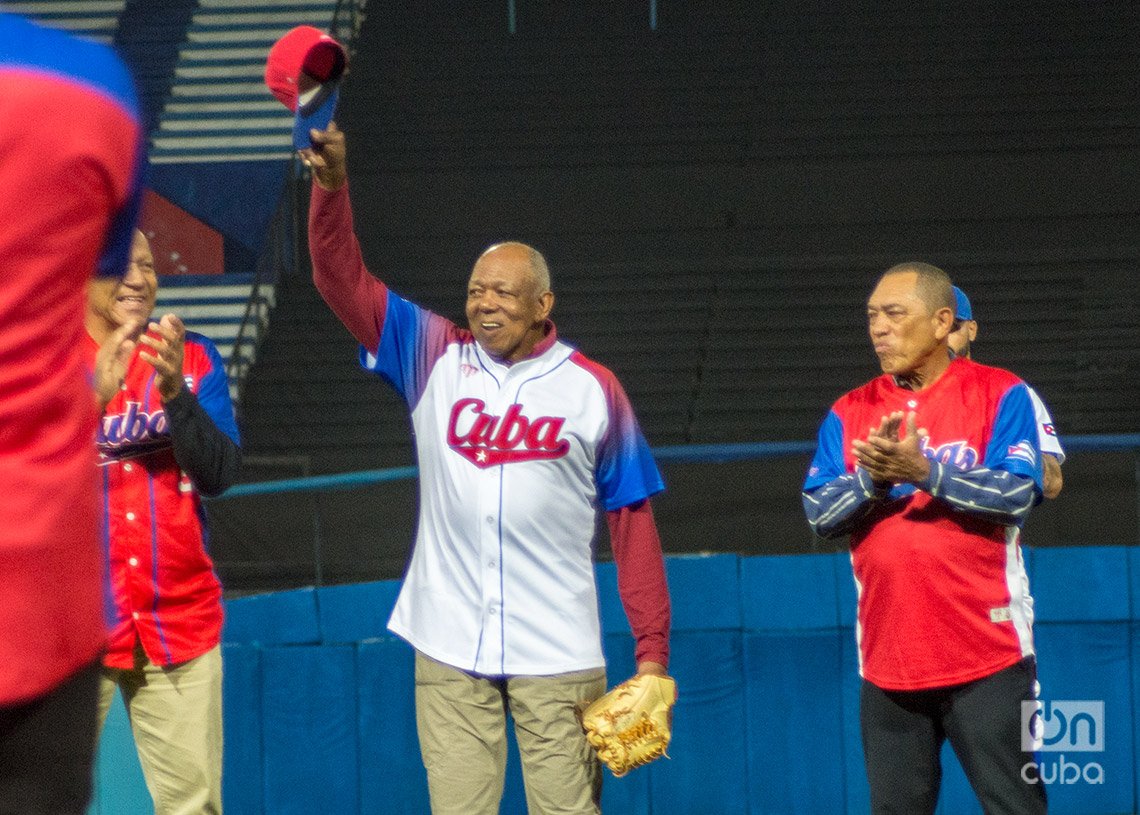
[87,230,157,341]
[866,269,953,380]
[465,243,554,363]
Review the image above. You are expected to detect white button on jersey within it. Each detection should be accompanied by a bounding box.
[128,557,138,567]
[126,511,136,521]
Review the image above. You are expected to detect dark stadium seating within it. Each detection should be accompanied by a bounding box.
[238,0,1139,476]
[212,0,1140,596]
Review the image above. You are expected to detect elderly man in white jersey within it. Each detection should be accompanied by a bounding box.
[948,285,1065,499]
[301,123,671,815]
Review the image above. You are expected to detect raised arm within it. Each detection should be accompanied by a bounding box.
[302,123,388,355]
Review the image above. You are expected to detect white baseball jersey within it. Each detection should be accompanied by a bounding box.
[364,291,664,676]
[1027,386,1065,463]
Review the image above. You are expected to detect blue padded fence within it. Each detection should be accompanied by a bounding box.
[92,546,1140,815]
[91,435,1140,813]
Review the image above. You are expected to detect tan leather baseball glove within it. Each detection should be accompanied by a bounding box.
[579,674,677,777]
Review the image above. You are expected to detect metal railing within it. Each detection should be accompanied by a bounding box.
[216,434,1140,498]
[208,435,1140,593]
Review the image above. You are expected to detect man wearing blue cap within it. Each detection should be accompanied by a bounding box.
[949,286,1064,499]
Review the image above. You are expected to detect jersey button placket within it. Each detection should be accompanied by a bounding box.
[472,379,510,671]
[482,511,501,616]
[478,481,503,671]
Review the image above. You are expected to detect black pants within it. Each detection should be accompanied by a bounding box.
[861,657,1048,815]
[0,658,100,815]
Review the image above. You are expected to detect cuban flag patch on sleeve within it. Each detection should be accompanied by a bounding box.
[1007,440,1037,466]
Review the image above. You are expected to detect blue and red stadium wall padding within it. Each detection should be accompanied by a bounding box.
[89,547,1140,814]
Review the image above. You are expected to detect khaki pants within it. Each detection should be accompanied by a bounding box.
[415,651,607,815]
[97,644,223,815]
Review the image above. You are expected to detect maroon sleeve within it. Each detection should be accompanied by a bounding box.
[607,499,671,668]
[308,181,388,355]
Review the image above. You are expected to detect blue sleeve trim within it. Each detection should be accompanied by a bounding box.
[589,365,665,511]
[0,16,144,281]
[190,333,240,445]
[803,411,846,490]
[0,15,140,118]
[96,139,146,279]
[986,383,1044,491]
[359,291,424,404]
[598,431,665,511]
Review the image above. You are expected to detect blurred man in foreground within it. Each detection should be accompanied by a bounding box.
[0,13,143,814]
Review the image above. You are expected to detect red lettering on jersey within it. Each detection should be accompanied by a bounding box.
[527,416,567,451]
[491,403,529,449]
[447,398,570,468]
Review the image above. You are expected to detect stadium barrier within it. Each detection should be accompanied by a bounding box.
[90,437,1140,814]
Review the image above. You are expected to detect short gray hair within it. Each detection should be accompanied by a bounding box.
[880,261,954,315]
[480,241,552,294]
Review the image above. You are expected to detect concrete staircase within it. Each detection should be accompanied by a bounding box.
[156,275,276,403]
[2,0,125,44]
[149,0,345,163]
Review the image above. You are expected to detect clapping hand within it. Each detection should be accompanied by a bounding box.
[852,411,931,486]
[138,314,187,403]
[94,320,141,411]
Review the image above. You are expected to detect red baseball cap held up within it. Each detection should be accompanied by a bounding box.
[265,25,347,147]
[265,25,345,111]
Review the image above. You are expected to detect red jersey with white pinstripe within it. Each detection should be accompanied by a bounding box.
[86,330,239,669]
